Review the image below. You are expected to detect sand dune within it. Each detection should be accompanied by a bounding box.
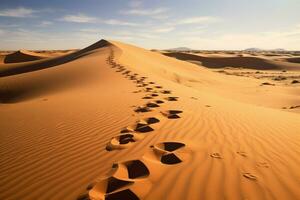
[2,50,50,64]
[163,52,300,70]
[0,39,300,200]
[285,57,300,64]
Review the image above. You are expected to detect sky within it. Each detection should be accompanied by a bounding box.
[0,0,300,50]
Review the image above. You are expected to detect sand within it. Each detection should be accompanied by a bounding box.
[0,39,300,200]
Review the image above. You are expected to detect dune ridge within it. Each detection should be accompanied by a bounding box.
[0,39,300,200]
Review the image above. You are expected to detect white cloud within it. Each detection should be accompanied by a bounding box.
[0,7,36,18]
[104,19,138,26]
[59,14,139,26]
[121,7,168,17]
[80,28,103,33]
[60,14,97,23]
[176,16,221,25]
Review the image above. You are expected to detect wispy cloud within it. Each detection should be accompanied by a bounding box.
[37,21,53,27]
[121,7,168,17]
[60,14,97,23]
[176,16,221,25]
[103,19,138,26]
[0,7,36,18]
[59,14,139,26]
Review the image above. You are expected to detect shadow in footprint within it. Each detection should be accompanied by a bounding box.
[148,142,186,165]
[165,97,178,101]
[106,189,139,200]
[161,110,183,119]
[135,106,152,113]
[146,102,160,108]
[161,90,172,94]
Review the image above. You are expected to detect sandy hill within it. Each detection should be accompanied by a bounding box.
[1,49,52,64]
[163,52,300,70]
[0,39,300,200]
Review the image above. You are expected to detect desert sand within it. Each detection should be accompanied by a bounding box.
[0,39,300,200]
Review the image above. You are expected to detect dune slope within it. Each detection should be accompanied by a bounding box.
[0,39,300,200]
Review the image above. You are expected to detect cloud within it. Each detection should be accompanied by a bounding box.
[176,16,221,25]
[37,21,53,27]
[121,7,168,17]
[0,7,36,18]
[152,27,175,33]
[59,14,139,26]
[60,14,96,23]
[104,19,138,26]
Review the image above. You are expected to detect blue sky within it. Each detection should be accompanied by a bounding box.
[0,0,300,50]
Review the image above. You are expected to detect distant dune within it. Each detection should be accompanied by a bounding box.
[0,39,300,200]
[285,57,300,64]
[163,52,300,70]
[2,50,50,64]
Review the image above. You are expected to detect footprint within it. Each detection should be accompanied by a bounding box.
[145,87,153,92]
[243,173,257,181]
[237,151,247,157]
[150,93,159,97]
[142,117,160,124]
[154,100,164,104]
[210,153,222,159]
[88,160,151,200]
[120,118,158,134]
[106,133,140,151]
[148,81,155,84]
[142,96,153,99]
[146,102,160,108]
[161,90,172,94]
[122,70,131,75]
[257,162,269,168]
[161,110,183,119]
[135,106,152,113]
[106,133,137,151]
[147,142,186,165]
[155,86,163,89]
[121,124,154,134]
[165,97,178,101]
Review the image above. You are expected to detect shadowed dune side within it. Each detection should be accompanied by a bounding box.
[285,57,300,64]
[0,40,113,103]
[3,50,49,64]
[0,39,111,78]
[163,52,300,70]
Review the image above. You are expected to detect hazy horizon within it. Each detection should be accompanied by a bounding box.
[1,0,300,50]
